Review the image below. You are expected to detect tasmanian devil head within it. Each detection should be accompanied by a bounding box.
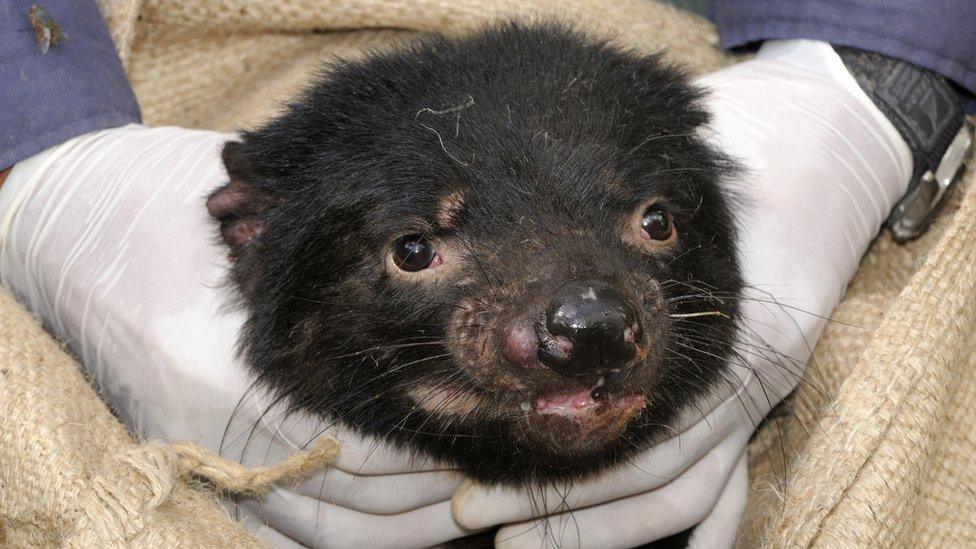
[208,23,742,484]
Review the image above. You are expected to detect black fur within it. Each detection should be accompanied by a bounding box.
[209,22,743,485]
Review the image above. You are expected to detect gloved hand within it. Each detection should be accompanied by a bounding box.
[450,39,913,548]
[0,125,472,548]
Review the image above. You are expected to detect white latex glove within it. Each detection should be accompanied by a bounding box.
[450,39,912,548]
[0,125,472,549]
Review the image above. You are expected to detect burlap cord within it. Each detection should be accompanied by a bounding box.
[0,0,973,546]
[0,279,340,548]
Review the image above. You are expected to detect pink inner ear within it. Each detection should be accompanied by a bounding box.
[207,179,273,251]
[206,179,252,219]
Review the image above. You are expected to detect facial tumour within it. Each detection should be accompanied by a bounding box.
[208,22,742,484]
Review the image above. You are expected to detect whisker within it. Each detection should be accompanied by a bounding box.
[668,310,729,319]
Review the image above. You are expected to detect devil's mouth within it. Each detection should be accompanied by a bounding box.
[520,375,643,417]
[514,375,647,449]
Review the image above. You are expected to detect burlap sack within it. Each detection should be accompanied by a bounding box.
[1,0,973,546]
[0,285,254,547]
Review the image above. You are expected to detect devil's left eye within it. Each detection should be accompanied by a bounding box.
[393,235,438,271]
[640,206,673,241]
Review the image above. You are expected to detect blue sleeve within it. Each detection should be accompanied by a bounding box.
[712,1,976,105]
[0,0,141,169]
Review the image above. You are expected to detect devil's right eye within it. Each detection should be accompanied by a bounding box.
[393,235,438,271]
[640,205,674,241]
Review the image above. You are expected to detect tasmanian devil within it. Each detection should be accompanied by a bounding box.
[206,22,743,485]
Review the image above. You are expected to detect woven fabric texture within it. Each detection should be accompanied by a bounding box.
[0,0,973,546]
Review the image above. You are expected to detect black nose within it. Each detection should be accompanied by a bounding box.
[538,280,640,377]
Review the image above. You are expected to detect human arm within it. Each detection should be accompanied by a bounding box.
[0,0,141,169]
[712,0,976,110]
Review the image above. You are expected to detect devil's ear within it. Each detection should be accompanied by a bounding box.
[207,141,278,258]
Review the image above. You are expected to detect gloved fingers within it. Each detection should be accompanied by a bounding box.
[687,450,749,549]
[246,521,306,548]
[491,432,747,549]
[696,47,914,399]
[242,486,475,549]
[452,373,764,530]
[291,466,462,515]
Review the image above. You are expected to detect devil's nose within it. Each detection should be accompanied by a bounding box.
[539,280,640,377]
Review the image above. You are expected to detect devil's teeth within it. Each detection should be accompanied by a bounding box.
[596,376,606,387]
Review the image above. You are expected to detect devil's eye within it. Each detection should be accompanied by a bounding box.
[640,206,673,241]
[393,235,438,271]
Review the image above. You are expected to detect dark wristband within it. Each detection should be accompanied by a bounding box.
[836,46,972,242]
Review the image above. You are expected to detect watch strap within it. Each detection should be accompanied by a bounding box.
[835,45,971,242]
